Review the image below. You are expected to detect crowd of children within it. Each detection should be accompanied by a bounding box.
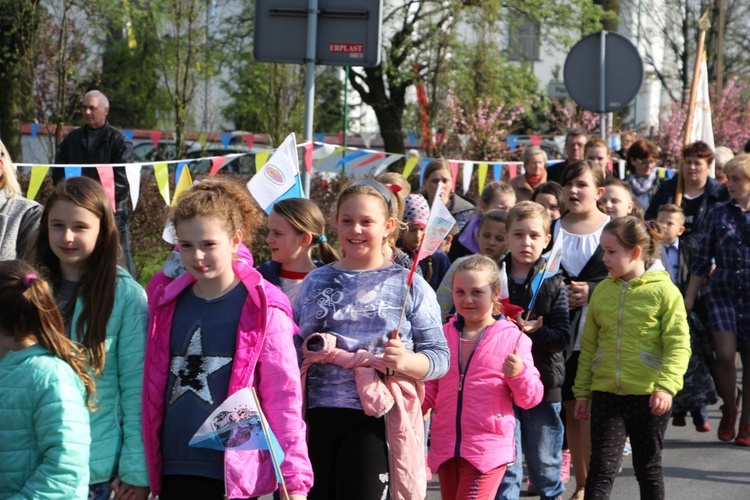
[0,136,748,500]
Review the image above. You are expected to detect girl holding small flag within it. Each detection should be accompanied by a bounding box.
[294,179,449,500]
[424,254,544,499]
[143,178,312,499]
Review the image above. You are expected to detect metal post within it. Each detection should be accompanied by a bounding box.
[302,0,319,197]
[599,30,607,140]
[343,67,349,174]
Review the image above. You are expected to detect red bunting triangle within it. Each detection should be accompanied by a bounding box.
[150,130,163,149]
[95,166,117,211]
[529,135,542,146]
[508,163,518,179]
[209,156,226,176]
[304,144,313,175]
[449,161,459,191]
[243,133,255,150]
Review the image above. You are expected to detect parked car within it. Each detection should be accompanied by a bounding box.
[186,145,256,176]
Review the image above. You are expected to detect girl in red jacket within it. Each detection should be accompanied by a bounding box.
[423,254,544,500]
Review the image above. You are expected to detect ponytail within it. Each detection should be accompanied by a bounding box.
[0,260,96,408]
[603,216,664,264]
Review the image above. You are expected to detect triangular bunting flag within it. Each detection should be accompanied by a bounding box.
[65,167,82,179]
[304,143,313,175]
[462,161,473,195]
[243,133,255,150]
[125,165,142,210]
[149,130,162,149]
[255,151,270,172]
[402,156,419,179]
[478,162,488,193]
[26,166,49,200]
[173,164,193,203]
[153,162,171,205]
[209,156,226,176]
[95,166,117,211]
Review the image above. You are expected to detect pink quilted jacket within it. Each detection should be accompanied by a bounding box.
[423,317,543,474]
[142,260,313,498]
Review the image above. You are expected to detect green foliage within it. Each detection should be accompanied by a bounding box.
[98,10,170,129]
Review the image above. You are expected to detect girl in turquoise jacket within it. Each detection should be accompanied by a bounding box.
[0,260,96,499]
[29,177,149,500]
[573,216,690,500]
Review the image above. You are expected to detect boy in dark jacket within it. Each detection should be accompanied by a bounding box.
[496,201,570,500]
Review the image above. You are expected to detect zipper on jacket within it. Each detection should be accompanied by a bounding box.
[454,326,487,458]
[615,282,627,394]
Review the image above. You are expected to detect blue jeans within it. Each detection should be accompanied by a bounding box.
[496,402,565,500]
[89,480,112,500]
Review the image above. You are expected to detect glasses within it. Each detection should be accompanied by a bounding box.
[633,158,659,167]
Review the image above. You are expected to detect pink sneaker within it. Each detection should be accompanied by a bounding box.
[560,450,571,484]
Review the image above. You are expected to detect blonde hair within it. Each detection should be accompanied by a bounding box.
[271,198,339,264]
[452,254,503,315]
[0,140,22,196]
[723,154,750,180]
[506,201,551,234]
[522,146,548,166]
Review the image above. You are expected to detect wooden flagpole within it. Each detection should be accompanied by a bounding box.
[676,11,711,206]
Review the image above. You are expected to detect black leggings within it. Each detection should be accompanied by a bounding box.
[585,392,670,500]
[307,407,390,500]
[160,475,258,500]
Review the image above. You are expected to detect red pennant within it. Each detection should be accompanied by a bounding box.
[508,163,518,179]
[95,166,117,211]
[530,135,542,146]
[449,161,459,191]
[149,130,163,149]
[336,132,345,146]
[243,133,255,150]
[304,143,313,175]
[209,156,226,176]
[353,152,385,169]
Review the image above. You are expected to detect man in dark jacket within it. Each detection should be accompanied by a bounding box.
[53,90,136,276]
[546,128,588,184]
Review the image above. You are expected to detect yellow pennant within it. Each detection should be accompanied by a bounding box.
[26,166,50,200]
[154,162,170,205]
[255,151,270,172]
[402,156,419,179]
[478,162,489,194]
[173,165,193,204]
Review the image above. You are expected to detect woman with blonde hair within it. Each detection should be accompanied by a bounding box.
[511,146,548,202]
[0,140,42,260]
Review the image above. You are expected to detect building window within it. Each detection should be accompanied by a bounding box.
[508,15,540,61]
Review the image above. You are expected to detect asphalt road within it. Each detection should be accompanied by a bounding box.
[263,379,748,499]
[425,395,750,499]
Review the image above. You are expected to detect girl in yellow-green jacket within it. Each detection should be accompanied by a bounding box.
[573,216,690,500]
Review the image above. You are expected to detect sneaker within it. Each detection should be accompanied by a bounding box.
[672,414,686,427]
[560,450,571,484]
[718,405,739,442]
[695,422,712,433]
[736,424,750,447]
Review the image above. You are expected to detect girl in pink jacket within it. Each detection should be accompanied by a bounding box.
[142,179,312,499]
[423,255,544,500]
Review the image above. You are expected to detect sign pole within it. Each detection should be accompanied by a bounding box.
[302,0,319,197]
[599,31,607,140]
